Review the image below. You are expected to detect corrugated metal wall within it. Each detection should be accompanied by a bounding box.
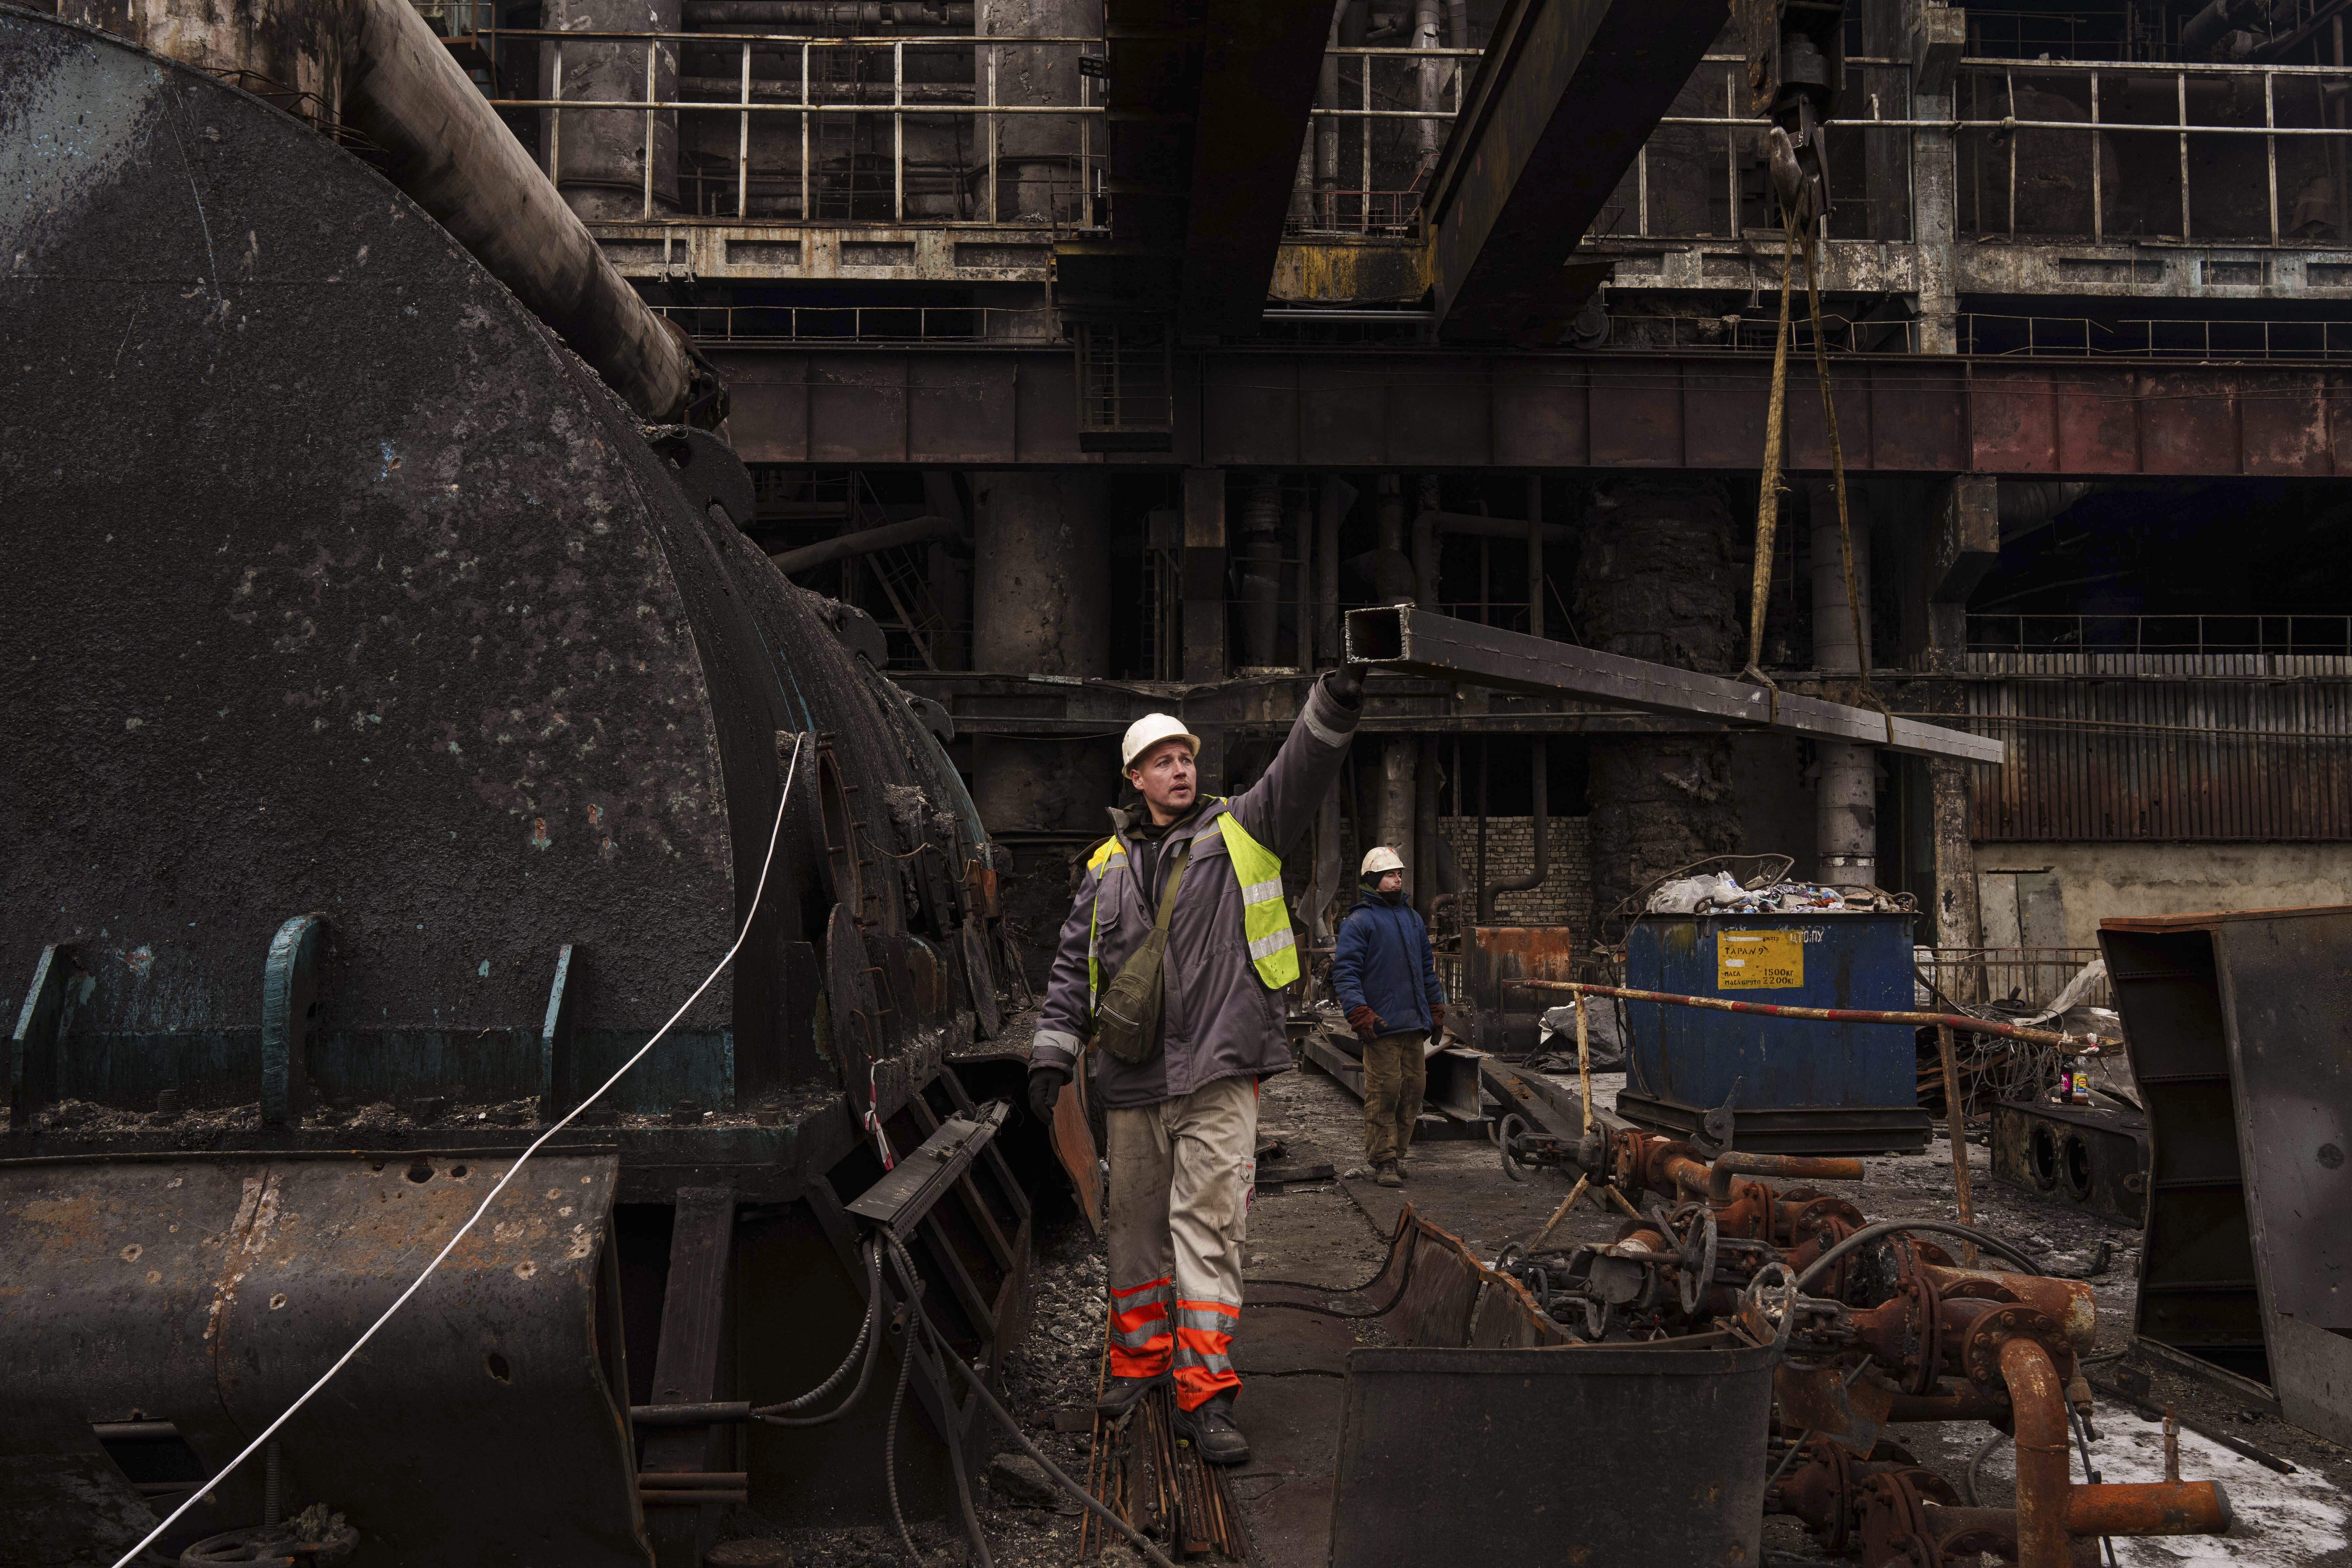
[1965,654,2352,841]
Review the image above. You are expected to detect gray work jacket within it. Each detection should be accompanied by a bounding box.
[1032,676,1358,1108]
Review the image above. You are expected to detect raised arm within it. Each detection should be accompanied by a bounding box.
[1223,669,1361,856]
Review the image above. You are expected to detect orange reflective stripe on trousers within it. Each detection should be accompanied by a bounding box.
[1172,1298,1240,1410]
[1108,1275,1172,1378]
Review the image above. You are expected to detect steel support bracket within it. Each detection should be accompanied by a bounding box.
[8,944,87,1130]
[259,914,324,1128]
[540,943,581,1122]
[846,1098,1010,1239]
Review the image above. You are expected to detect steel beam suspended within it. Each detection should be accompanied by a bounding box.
[1175,0,1337,336]
[1342,606,2006,764]
[1423,0,1728,342]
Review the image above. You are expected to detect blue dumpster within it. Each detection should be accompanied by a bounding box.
[1615,913,1930,1154]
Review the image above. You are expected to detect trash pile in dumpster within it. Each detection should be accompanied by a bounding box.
[1647,871,1919,918]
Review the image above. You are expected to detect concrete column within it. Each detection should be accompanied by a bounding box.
[1182,470,1228,685]
[1412,475,1440,609]
[982,0,1091,223]
[1579,479,1746,926]
[1526,476,1545,639]
[1375,739,1417,891]
[1315,476,1350,666]
[1376,475,1405,554]
[1236,476,1284,672]
[1930,757,1982,958]
[969,471,1111,832]
[541,0,682,220]
[1812,485,1877,890]
[1906,1,1965,352]
[1414,735,1441,919]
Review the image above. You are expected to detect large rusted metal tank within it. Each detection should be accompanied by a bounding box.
[0,12,1024,1564]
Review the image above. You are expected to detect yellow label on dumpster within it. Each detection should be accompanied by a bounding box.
[1717,930,1804,990]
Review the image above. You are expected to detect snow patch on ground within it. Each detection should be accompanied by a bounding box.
[1975,1400,2348,1566]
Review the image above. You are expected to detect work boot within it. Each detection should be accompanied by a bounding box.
[1175,1392,1252,1466]
[1375,1161,1403,1188]
[1094,1369,1169,1420]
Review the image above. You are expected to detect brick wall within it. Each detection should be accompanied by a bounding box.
[1440,815,1594,936]
[1329,815,1593,937]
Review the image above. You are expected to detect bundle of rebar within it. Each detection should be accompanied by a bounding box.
[1079,1382,1250,1561]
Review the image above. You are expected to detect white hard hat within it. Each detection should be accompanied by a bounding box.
[1121,713,1202,771]
[1360,846,1405,877]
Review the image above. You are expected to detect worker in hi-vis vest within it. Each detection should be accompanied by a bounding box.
[1027,665,1363,1465]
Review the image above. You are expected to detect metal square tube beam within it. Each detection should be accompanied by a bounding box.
[1342,606,2005,764]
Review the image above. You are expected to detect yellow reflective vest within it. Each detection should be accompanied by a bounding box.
[1085,802,1298,1017]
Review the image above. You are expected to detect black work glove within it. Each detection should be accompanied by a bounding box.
[1429,1004,1446,1040]
[1027,1063,1070,1124]
[1325,663,1369,709]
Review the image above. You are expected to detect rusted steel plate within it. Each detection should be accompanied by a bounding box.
[1490,360,1592,468]
[709,345,2345,476]
[1330,1336,1775,1568]
[1683,361,1776,469]
[1360,1204,1564,1349]
[0,1151,644,1565]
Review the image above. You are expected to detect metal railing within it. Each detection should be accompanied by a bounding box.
[1917,948,2110,1012]
[1578,53,2352,249]
[1289,46,1474,235]
[1969,614,2352,657]
[458,25,1102,225]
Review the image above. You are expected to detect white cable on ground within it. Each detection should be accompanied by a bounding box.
[111,736,809,1568]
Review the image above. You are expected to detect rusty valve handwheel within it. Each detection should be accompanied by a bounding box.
[1497,1113,1538,1182]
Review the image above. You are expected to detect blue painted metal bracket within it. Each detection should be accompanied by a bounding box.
[539,943,579,1122]
[260,915,325,1128]
[8,945,87,1131]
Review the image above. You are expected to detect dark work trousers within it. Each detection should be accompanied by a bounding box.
[1361,1031,1426,1166]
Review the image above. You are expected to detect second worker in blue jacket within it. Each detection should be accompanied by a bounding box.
[1331,846,1448,1188]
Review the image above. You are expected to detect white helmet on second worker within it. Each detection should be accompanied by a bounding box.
[1121,712,1202,772]
[1360,846,1406,878]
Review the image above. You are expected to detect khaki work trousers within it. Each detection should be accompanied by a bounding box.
[1103,1073,1257,1412]
[1362,1031,1426,1167]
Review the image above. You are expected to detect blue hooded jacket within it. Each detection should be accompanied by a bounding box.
[1332,894,1447,1035]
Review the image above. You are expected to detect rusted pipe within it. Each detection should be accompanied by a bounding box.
[2002,1337,2073,1568]
[2068,1481,2231,1537]
[1923,1264,2098,1353]
[1707,1151,1862,1205]
[1480,741,1546,921]
[1509,981,2114,1053]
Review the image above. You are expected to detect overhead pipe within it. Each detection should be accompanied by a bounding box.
[97,0,706,424]
[769,516,959,573]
